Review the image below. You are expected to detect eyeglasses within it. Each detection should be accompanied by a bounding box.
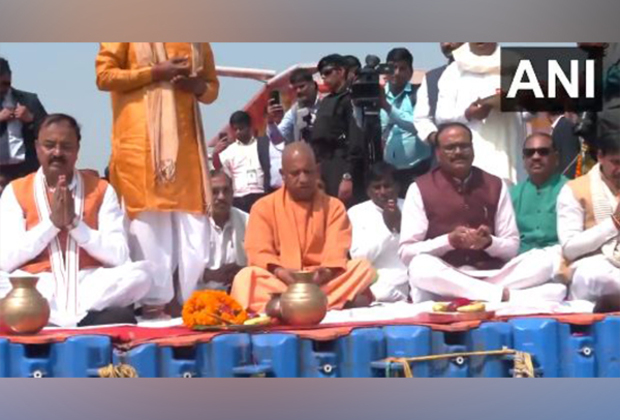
[523,147,552,158]
[0,81,10,87]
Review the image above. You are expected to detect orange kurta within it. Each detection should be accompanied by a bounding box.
[95,42,219,219]
[230,188,374,313]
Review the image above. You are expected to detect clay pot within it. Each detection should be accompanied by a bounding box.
[0,276,50,335]
[279,272,327,326]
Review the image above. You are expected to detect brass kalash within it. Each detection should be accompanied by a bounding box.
[0,276,50,334]
[266,271,328,326]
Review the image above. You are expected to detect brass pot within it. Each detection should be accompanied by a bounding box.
[279,272,327,326]
[265,293,282,318]
[0,276,50,335]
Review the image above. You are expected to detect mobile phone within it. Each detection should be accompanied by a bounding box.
[218,132,228,141]
[269,90,281,105]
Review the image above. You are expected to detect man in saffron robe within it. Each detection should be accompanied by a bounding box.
[95,43,219,317]
[230,142,375,313]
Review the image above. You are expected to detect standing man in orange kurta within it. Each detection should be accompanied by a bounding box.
[231,142,375,314]
[96,43,219,318]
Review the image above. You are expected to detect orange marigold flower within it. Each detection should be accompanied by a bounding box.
[182,290,248,329]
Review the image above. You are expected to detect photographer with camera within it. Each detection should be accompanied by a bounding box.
[311,54,365,206]
[344,55,362,87]
[380,48,432,194]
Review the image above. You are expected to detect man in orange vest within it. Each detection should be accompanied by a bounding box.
[0,114,153,327]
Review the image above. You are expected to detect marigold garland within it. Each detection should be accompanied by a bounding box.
[182,290,248,329]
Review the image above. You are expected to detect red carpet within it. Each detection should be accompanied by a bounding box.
[0,312,613,349]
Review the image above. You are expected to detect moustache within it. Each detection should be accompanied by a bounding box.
[49,157,66,165]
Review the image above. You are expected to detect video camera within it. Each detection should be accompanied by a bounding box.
[350,55,394,111]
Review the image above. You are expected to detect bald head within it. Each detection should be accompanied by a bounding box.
[280,142,320,201]
[282,142,316,170]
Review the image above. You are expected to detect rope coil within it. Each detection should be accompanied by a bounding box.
[383,347,535,378]
[98,364,139,378]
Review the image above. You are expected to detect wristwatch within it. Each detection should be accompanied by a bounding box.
[342,173,352,181]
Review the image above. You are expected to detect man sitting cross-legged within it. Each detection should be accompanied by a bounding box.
[230,142,375,314]
[0,114,153,327]
[398,122,566,304]
[558,133,620,310]
[197,169,248,292]
[348,162,411,303]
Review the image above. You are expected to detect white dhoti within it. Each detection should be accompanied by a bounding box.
[408,246,567,303]
[1,261,153,327]
[370,267,410,303]
[127,211,209,305]
[570,254,620,302]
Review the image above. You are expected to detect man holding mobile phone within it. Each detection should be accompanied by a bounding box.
[266,68,321,145]
[267,69,321,190]
[0,57,48,192]
[413,43,528,185]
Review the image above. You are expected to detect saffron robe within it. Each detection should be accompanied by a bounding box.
[230,188,374,313]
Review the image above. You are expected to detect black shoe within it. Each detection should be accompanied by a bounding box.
[78,307,138,326]
[593,293,620,313]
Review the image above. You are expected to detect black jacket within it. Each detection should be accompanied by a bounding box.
[0,88,48,175]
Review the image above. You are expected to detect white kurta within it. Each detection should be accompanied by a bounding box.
[202,207,249,290]
[398,180,565,303]
[0,181,153,327]
[348,199,409,302]
[557,181,620,302]
[413,45,527,184]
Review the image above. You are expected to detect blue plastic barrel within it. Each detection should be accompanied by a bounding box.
[235,333,299,377]
[467,322,513,378]
[558,322,595,377]
[510,318,559,377]
[8,336,111,378]
[594,316,620,377]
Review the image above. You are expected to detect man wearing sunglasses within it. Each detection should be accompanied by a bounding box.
[399,122,566,304]
[0,57,48,191]
[558,133,620,310]
[510,133,568,298]
[511,133,568,254]
[311,54,365,207]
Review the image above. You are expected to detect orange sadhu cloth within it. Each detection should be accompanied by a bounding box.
[230,187,374,313]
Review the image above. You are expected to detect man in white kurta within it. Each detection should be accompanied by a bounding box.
[413,43,527,184]
[557,135,620,305]
[199,170,249,291]
[0,114,152,327]
[349,162,409,302]
[399,123,565,303]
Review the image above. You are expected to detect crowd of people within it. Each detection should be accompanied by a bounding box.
[0,42,619,327]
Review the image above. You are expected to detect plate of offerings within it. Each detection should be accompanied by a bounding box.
[182,290,275,331]
[419,299,495,323]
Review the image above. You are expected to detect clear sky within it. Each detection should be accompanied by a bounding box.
[0,42,568,172]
